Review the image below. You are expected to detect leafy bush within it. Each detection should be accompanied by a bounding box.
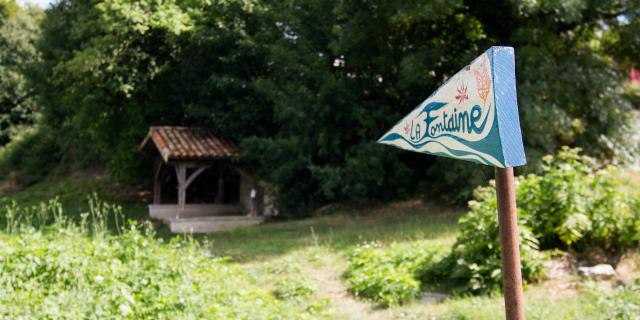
[345,241,445,306]
[0,126,62,185]
[518,147,640,253]
[427,147,640,295]
[424,182,544,295]
[0,199,321,319]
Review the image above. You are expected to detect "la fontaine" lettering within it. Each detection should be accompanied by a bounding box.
[409,102,490,142]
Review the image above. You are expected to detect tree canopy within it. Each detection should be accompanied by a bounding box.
[6,0,640,215]
[0,1,40,145]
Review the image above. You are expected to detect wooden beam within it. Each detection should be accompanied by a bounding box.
[185,165,210,189]
[168,160,212,168]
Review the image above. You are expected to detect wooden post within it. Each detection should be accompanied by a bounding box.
[215,165,225,204]
[495,167,525,320]
[175,163,187,219]
[153,159,162,204]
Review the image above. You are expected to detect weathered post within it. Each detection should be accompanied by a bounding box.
[175,163,186,219]
[378,46,527,319]
[496,167,525,320]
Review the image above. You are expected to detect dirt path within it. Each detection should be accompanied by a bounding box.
[302,251,387,320]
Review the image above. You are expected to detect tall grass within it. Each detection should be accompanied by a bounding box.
[0,197,324,319]
[1,194,125,235]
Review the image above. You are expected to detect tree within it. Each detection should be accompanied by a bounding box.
[0,0,19,21]
[28,0,640,214]
[33,0,197,176]
[326,0,640,198]
[0,2,40,145]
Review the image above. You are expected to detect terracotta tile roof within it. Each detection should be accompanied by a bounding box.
[140,126,237,162]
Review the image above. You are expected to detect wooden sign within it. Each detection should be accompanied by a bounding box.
[378,46,526,168]
[378,46,528,320]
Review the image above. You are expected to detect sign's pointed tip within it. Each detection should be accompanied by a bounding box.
[377,130,392,144]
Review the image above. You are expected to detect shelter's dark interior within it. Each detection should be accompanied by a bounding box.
[158,165,240,205]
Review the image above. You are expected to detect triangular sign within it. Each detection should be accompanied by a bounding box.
[378,46,526,168]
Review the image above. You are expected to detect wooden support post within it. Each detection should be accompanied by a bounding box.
[495,167,525,320]
[153,159,162,204]
[215,165,225,204]
[175,163,187,219]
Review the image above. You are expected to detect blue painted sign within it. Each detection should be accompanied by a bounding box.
[378,46,526,168]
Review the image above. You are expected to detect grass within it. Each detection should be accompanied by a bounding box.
[1,171,639,319]
[203,200,639,319]
[622,169,640,197]
[205,200,462,262]
[0,170,149,223]
[0,203,328,319]
[373,283,628,319]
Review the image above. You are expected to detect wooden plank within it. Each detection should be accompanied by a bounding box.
[377,46,526,168]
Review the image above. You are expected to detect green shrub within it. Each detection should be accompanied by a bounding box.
[0,199,321,319]
[427,147,640,295]
[345,241,445,307]
[0,126,62,185]
[518,147,640,253]
[424,182,544,295]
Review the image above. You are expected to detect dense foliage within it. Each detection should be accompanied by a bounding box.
[519,148,640,252]
[424,181,545,295]
[428,147,640,294]
[2,0,638,213]
[0,199,323,319]
[345,241,444,307]
[0,0,19,20]
[0,1,39,145]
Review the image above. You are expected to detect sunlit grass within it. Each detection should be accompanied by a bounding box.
[205,200,462,262]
